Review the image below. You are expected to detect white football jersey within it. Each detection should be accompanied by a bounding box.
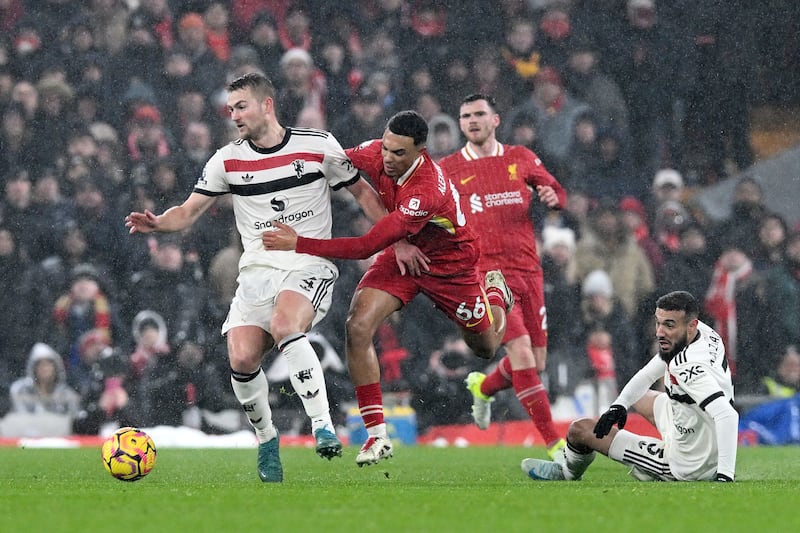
[195,127,359,271]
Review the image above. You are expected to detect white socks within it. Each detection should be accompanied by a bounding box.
[563,441,596,480]
[279,333,334,433]
[231,368,277,443]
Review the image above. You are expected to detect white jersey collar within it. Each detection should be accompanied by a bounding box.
[397,155,424,186]
[462,141,504,160]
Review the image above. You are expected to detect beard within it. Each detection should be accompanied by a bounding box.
[658,333,689,363]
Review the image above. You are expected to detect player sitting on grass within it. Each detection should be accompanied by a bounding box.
[522,291,738,482]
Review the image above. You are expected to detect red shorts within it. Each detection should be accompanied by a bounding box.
[358,251,493,333]
[497,268,547,347]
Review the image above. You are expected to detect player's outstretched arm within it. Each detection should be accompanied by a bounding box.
[264,214,408,260]
[125,193,215,234]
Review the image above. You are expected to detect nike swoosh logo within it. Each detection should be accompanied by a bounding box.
[460,175,476,185]
[465,320,482,328]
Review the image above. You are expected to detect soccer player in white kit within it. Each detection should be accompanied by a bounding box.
[522,290,739,482]
[125,73,424,482]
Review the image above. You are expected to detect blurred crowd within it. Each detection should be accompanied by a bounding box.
[1,0,800,436]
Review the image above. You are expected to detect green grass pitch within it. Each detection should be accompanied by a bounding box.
[1,444,799,532]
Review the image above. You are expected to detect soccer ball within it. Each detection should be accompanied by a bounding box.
[101,427,157,481]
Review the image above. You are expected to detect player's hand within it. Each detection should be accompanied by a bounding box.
[536,185,560,208]
[125,210,159,234]
[715,473,734,482]
[262,221,298,251]
[392,240,430,276]
[593,404,627,438]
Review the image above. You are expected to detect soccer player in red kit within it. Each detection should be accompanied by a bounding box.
[262,110,514,466]
[439,94,567,458]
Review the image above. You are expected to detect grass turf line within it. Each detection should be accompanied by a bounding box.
[1,445,799,532]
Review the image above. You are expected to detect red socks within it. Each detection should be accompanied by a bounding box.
[482,356,561,446]
[355,383,384,428]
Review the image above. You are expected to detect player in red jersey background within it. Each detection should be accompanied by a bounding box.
[439,94,568,457]
[263,110,514,466]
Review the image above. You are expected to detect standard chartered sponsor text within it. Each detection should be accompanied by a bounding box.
[484,191,523,207]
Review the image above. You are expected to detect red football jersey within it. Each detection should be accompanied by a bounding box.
[439,143,566,273]
[345,140,480,277]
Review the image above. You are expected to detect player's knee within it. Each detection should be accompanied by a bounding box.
[345,313,377,345]
[567,417,596,445]
[228,351,262,374]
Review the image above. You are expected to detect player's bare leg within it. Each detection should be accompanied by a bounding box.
[345,288,403,466]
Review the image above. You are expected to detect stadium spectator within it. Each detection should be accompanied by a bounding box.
[466,47,516,118]
[105,11,164,121]
[276,47,327,126]
[709,176,769,258]
[330,86,386,149]
[409,335,484,431]
[539,225,581,397]
[174,119,216,191]
[503,66,593,171]
[0,103,40,183]
[523,291,739,483]
[758,345,800,398]
[619,195,664,279]
[49,262,128,370]
[758,232,800,372]
[315,38,359,125]
[0,225,37,377]
[576,269,640,404]
[753,212,789,272]
[657,222,715,321]
[174,12,226,99]
[243,10,283,77]
[71,178,125,275]
[126,232,206,349]
[498,17,544,100]
[82,0,130,57]
[139,340,238,430]
[127,310,170,384]
[439,94,567,458]
[125,104,173,166]
[34,222,114,326]
[561,34,629,144]
[651,199,691,258]
[130,0,175,51]
[574,199,655,320]
[703,242,763,391]
[278,2,313,51]
[1,169,39,261]
[148,157,187,214]
[537,5,575,72]
[9,342,81,417]
[69,328,135,435]
[203,2,233,64]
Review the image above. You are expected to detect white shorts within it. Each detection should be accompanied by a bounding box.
[608,393,717,481]
[608,393,674,481]
[221,263,338,336]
